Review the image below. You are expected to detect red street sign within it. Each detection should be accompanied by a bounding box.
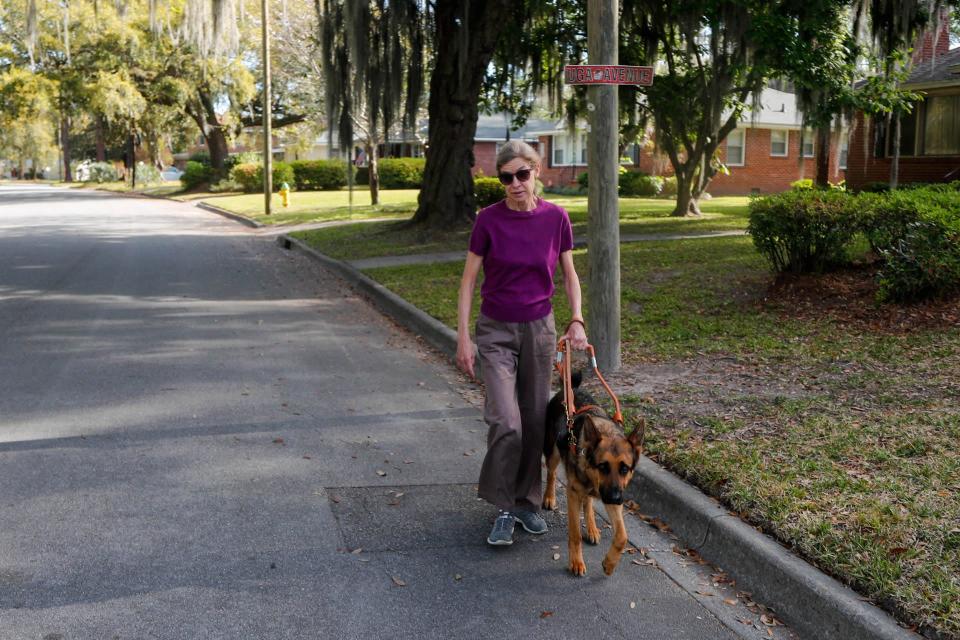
[564,65,654,86]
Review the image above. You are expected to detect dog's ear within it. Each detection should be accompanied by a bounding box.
[627,418,645,466]
[581,416,602,448]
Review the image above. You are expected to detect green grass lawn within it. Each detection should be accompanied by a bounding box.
[202,188,420,226]
[291,195,750,261]
[361,235,960,638]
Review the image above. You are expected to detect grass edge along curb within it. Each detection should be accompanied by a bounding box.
[277,231,919,640]
[627,459,920,640]
[195,201,264,228]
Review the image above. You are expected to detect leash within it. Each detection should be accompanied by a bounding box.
[554,338,624,454]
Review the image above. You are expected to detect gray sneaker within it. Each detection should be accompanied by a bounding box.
[514,510,548,534]
[487,511,515,546]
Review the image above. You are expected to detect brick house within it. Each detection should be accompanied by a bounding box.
[529,88,847,195]
[469,113,554,177]
[845,30,959,190]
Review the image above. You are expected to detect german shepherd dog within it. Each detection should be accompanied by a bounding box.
[543,372,643,576]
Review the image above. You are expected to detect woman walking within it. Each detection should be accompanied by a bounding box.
[456,140,588,546]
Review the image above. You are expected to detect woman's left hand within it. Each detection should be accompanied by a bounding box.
[563,320,588,351]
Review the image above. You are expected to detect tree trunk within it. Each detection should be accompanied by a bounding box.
[890,113,901,190]
[61,113,73,182]
[411,0,511,229]
[95,116,106,162]
[815,126,831,188]
[189,91,229,179]
[366,142,379,206]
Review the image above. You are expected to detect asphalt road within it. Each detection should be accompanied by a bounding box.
[0,185,787,639]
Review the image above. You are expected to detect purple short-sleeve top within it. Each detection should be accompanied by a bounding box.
[468,198,574,323]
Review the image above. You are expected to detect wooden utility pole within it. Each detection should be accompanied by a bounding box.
[261,0,273,215]
[587,0,621,372]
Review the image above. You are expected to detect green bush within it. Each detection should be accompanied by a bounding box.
[180,161,212,189]
[86,162,118,183]
[474,177,506,208]
[660,176,678,197]
[229,163,261,192]
[355,165,369,185]
[188,151,211,166]
[620,171,663,197]
[133,162,162,184]
[748,189,859,273]
[290,160,352,190]
[577,172,589,191]
[791,178,814,191]
[378,157,425,189]
[877,212,960,302]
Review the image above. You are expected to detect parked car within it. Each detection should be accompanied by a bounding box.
[161,165,184,182]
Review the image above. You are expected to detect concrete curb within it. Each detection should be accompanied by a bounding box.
[196,201,264,228]
[276,230,920,640]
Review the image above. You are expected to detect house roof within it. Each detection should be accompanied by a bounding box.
[904,46,960,88]
[473,113,556,141]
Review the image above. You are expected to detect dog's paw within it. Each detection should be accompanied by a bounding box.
[542,495,557,511]
[601,554,620,576]
[585,527,601,545]
[568,558,587,576]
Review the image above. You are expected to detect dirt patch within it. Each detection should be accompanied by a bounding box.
[761,264,960,334]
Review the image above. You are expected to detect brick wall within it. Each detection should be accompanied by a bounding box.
[710,128,845,195]
[537,135,588,187]
[472,142,498,178]
[845,112,960,190]
[912,12,952,64]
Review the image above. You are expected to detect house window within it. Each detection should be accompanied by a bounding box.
[726,129,745,166]
[839,138,849,169]
[551,133,586,166]
[770,130,788,157]
[923,95,960,156]
[801,131,815,157]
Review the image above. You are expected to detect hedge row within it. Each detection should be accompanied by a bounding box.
[578,170,678,197]
[748,184,960,302]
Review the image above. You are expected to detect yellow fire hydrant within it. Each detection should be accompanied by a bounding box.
[279,181,290,208]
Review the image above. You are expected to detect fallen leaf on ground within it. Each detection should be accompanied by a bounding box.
[272,438,285,444]
[540,611,553,619]
[724,598,738,606]
[376,470,387,477]
[454,574,463,581]
[552,553,561,561]
[630,602,636,609]
[350,548,363,555]
[391,576,406,587]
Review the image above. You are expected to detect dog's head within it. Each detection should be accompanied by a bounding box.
[578,415,644,505]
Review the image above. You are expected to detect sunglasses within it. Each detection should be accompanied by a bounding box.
[497,167,533,185]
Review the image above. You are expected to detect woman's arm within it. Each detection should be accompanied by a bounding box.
[559,250,588,350]
[456,251,484,378]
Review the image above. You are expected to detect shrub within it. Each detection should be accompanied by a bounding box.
[290,159,353,190]
[748,189,859,273]
[620,171,663,197]
[790,178,814,191]
[180,161,212,189]
[188,151,211,166]
[230,163,261,192]
[660,176,678,197]
[226,151,261,172]
[378,157,425,189]
[577,172,589,191]
[877,211,960,302]
[355,165,369,185]
[862,181,890,193]
[474,177,505,208]
[133,162,162,184]
[86,161,119,183]
[269,161,295,190]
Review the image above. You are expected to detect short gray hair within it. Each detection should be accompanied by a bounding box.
[496,140,541,172]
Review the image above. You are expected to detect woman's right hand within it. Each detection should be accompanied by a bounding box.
[457,335,476,380]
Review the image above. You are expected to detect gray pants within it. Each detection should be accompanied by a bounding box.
[475,312,557,512]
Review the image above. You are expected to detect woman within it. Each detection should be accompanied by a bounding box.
[456,140,588,546]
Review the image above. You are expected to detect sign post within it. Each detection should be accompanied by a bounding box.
[566,3,653,372]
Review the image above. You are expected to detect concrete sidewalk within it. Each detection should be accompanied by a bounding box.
[271,229,920,640]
